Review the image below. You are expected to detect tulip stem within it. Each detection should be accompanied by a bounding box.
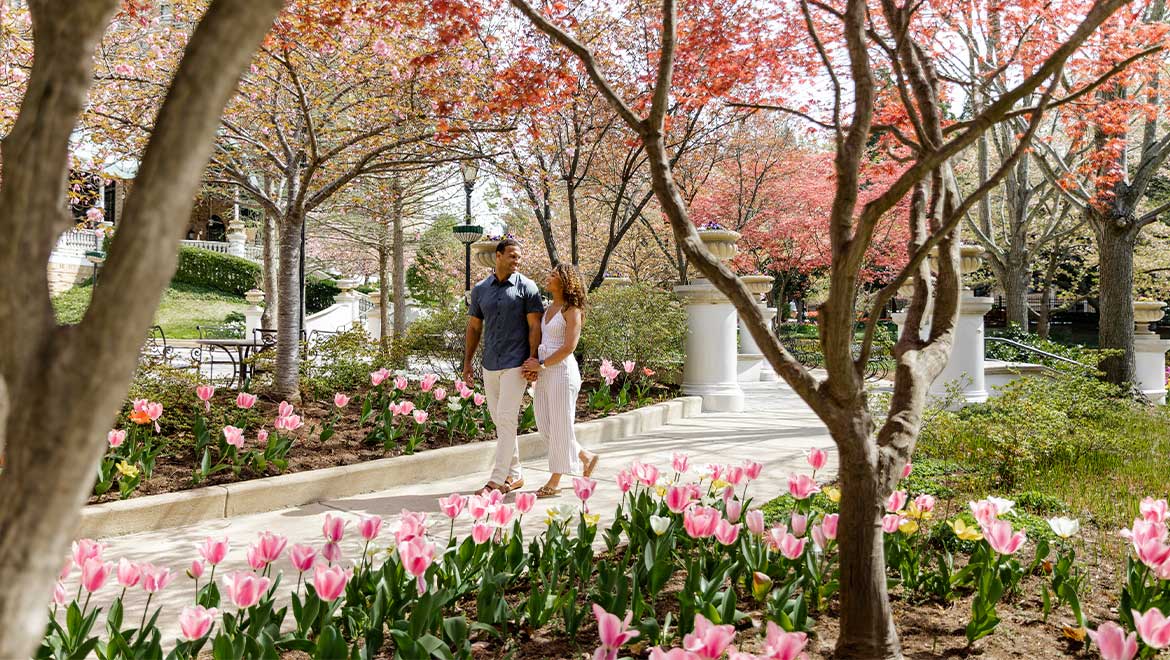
[81,592,92,618]
[140,593,153,632]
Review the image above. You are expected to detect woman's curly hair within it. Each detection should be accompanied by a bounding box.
[553,263,588,309]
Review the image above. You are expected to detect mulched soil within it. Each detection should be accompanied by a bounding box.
[90,380,678,505]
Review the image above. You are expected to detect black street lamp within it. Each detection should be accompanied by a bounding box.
[452,159,482,292]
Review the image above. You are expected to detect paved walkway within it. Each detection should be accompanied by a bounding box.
[63,381,834,642]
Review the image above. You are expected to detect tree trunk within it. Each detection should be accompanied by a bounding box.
[261,208,279,330]
[834,428,903,659]
[274,214,304,401]
[1036,252,1061,340]
[378,216,391,356]
[568,184,580,266]
[391,177,406,341]
[1096,218,1139,385]
[1002,259,1031,332]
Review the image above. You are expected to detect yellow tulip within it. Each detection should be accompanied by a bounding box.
[898,519,919,535]
[948,519,983,541]
[583,513,601,527]
[823,487,841,503]
[115,461,139,479]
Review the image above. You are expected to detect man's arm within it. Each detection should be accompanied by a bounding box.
[463,316,483,385]
[527,311,542,359]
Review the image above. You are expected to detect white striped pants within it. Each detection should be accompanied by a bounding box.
[534,355,583,475]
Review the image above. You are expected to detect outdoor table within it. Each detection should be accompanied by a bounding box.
[194,338,265,387]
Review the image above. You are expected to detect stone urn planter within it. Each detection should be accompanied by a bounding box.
[472,240,498,270]
[740,274,774,296]
[698,229,741,261]
[1134,300,1167,330]
[960,245,985,275]
[245,289,265,306]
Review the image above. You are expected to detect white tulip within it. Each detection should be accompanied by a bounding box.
[987,496,1016,516]
[649,515,671,536]
[1047,517,1080,539]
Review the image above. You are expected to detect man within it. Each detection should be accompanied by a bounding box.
[463,237,543,494]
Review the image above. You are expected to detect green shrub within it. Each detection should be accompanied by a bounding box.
[578,283,687,378]
[392,303,469,377]
[173,247,338,312]
[301,325,380,399]
[124,362,206,438]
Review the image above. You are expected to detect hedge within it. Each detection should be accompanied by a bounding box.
[173,247,338,313]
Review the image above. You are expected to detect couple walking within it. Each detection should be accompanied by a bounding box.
[462,238,598,498]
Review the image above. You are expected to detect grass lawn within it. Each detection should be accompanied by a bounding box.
[53,280,248,339]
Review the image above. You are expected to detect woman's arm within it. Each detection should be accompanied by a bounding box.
[540,307,583,367]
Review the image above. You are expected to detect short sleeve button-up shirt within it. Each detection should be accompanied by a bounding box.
[468,272,544,371]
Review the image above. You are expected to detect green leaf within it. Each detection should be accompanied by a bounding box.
[314,624,347,659]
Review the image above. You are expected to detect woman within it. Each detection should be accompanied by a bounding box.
[523,263,598,498]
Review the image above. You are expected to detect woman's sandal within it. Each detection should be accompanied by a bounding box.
[583,453,600,478]
[503,476,525,493]
[535,485,561,498]
[480,481,506,494]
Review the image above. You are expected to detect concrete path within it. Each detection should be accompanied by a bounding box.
[61,381,833,643]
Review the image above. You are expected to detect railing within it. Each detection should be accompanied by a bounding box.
[245,245,263,261]
[357,292,374,315]
[54,229,103,257]
[180,239,230,254]
[984,337,1096,371]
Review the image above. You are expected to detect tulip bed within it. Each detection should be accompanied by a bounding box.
[94,360,666,502]
[46,448,1170,660]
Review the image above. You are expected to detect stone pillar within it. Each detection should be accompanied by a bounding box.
[227,228,247,258]
[759,307,779,382]
[676,283,745,412]
[244,289,264,340]
[336,278,361,327]
[737,274,773,383]
[929,246,992,405]
[892,281,931,342]
[366,291,381,339]
[1134,301,1169,405]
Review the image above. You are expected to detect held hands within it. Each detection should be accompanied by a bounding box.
[522,357,542,382]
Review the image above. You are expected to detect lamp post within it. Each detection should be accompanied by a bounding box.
[452,159,482,293]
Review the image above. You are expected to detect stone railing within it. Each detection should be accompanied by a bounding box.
[53,229,103,258]
[180,239,230,254]
[179,239,262,264]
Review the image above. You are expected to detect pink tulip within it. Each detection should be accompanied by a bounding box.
[473,393,486,406]
[321,542,342,564]
[779,533,806,560]
[188,560,204,580]
[421,373,440,392]
[396,510,428,543]
[882,514,903,534]
[683,613,736,660]
[683,506,721,539]
[822,513,839,540]
[53,582,68,606]
[196,537,229,566]
[439,493,466,519]
[764,525,788,550]
[811,524,828,550]
[622,360,636,373]
[196,385,215,403]
[59,558,73,581]
[573,476,597,502]
[886,490,907,513]
[140,564,175,593]
[359,515,383,541]
[490,504,516,528]
[1122,519,1167,548]
[81,558,112,592]
[394,375,408,390]
[745,510,765,536]
[630,461,659,487]
[370,368,389,386]
[984,519,1027,555]
[1135,537,1170,569]
[807,448,827,471]
[72,539,104,567]
[649,649,700,660]
[108,429,126,448]
[222,571,271,609]
[257,428,269,444]
[275,414,303,431]
[1133,608,1170,648]
[790,512,808,537]
[593,603,640,660]
[246,545,267,571]
[398,537,436,594]
[1089,622,1138,660]
[334,393,350,408]
[399,400,416,415]
[323,513,347,542]
[516,492,536,514]
[222,426,245,449]
[672,453,690,473]
[616,470,634,493]
[714,520,741,546]
[433,387,447,401]
[117,558,141,588]
[901,462,913,479]
[914,494,936,514]
[459,386,474,399]
[289,544,317,573]
[725,499,742,523]
[743,460,762,480]
[467,495,489,520]
[704,464,724,482]
[721,465,743,486]
[471,522,493,544]
[177,605,218,641]
[786,474,820,500]
[312,564,351,602]
[256,531,287,564]
[1142,497,1169,523]
[665,486,692,514]
[969,499,1000,529]
[762,621,808,660]
[235,392,257,409]
[412,409,429,424]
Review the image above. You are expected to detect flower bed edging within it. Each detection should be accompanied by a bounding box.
[76,396,703,539]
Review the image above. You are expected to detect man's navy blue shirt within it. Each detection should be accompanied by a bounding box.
[469,272,544,371]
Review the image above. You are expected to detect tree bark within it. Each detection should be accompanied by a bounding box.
[378,216,391,356]
[0,1,283,657]
[261,207,279,330]
[567,183,580,266]
[1002,257,1031,332]
[274,213,304,401]
[1095,215,1139,385]
[391,176,406,341]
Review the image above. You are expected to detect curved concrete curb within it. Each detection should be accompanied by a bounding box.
[77,396,703,539]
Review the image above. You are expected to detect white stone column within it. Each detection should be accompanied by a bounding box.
[227,228,247,258]
[336,278,361,326]
[676,282,745,412]
[759,307,780,382]
[365,291,381,339]
[737,275,773,383]
[929,247,993,405]
[244,289,264,340]
[1134,301,1169,405]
